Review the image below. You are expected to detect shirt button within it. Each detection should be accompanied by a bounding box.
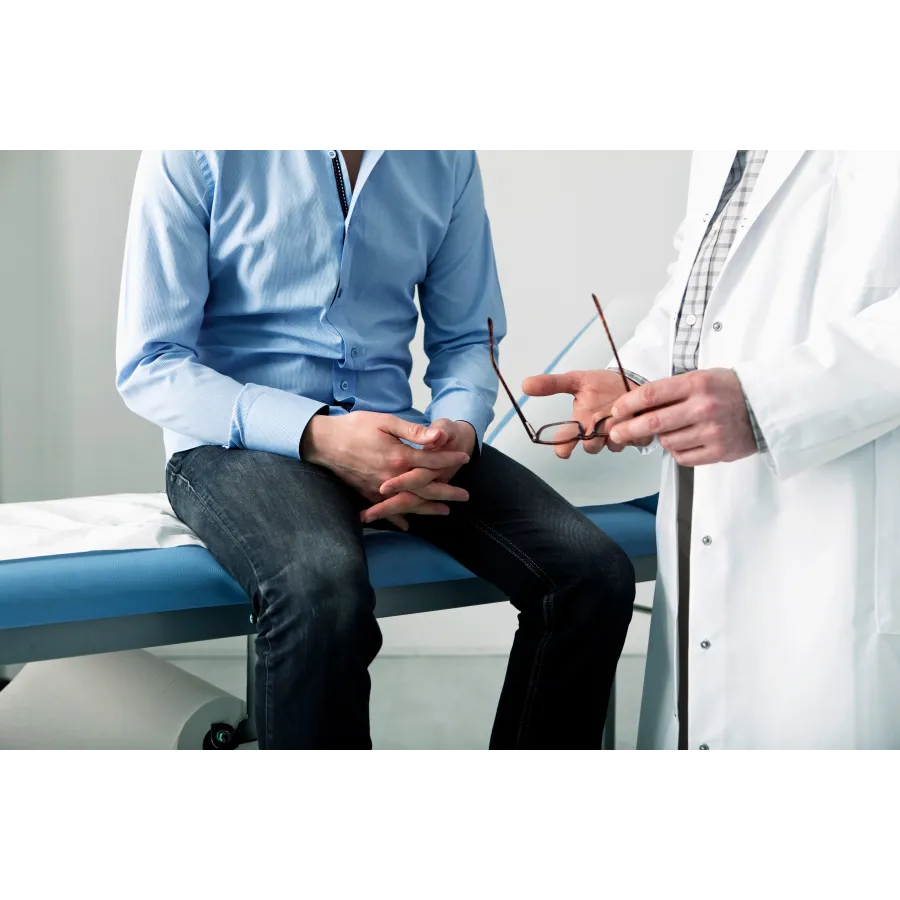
[712,321,722,332]
[701,640,711,649]
[699,744,710,750]
[350,348,358,358]
[702,535,712,546]
[340,381,349,391]
[685,314,697,326]
[328,150,337,158]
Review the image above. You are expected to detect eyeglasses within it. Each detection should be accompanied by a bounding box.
[488,294,632,445]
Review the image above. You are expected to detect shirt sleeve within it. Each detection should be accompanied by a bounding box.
[417,152,505,447]
[115,151,326,459]
[742,392,769,453]
[607,367,650,387]
[603,366,660,455]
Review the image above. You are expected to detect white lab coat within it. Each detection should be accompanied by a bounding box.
[617,151,900,749]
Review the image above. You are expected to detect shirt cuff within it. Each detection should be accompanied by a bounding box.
[607,365,649,387]
[605,367,659,453]
[233,384,328,459]
[732,370,768,454]
[428,390,493,449]
[744,396,768,453]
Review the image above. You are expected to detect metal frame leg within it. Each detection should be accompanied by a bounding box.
[235,632,258,745]
[602,604,651,750]
[602,676,617,749]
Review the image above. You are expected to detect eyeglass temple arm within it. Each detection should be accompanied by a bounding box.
[592,294,632,395]
[488,318,535,438]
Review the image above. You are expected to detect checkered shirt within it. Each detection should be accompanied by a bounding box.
[615,150,769,452]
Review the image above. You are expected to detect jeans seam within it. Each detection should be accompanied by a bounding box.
[169,468,273,743]
[467,515,556,749]
[469,516,557,591]
[169,471,265,591]
[519,594,554,748]
[262,602,275,748]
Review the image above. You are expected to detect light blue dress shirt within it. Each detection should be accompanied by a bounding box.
[116,150,506,462]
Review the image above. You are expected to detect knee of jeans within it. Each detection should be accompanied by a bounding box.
[562,526,636,618]
[258,550,376,639]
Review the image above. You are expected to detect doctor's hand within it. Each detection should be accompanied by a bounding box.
[363,419,476,525]
[301,412,470,531]
[522,369,648,459]
[608,368,758,466]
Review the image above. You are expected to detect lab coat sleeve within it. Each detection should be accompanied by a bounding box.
[734,287,900,479]
[116,151,326,460]
[419,152,504,448]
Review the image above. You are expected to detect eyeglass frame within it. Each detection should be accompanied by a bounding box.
[487,294,632,445]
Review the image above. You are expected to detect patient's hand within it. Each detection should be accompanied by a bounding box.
[301,412,470,531]
[522,369,648,459]
[363,419,476,525]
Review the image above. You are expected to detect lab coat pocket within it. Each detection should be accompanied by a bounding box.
[875,430,900,634]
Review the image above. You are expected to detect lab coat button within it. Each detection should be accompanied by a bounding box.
[701,640,710,649]
[350,348,358,358]
[702,535,712,545]
[699,744,710,750]
[712,321,722,332]
[340,381,349,391]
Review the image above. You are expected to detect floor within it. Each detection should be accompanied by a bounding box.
[173,652,648,750]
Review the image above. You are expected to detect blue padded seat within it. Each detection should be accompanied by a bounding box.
[0,501,657,632]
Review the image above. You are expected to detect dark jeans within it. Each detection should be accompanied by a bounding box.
[166,443,635,749]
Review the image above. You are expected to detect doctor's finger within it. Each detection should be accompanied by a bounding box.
[582,412,611,455]
[610,375,692,419]
[670,446,718,467]
[582,435,608,455]
[522,371,583,398]
[551,420,582,459]
[609,402,694,443]
[658,426,706,453]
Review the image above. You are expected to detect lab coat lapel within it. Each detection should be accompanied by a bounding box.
[691,150,743,229]
[722,149,807,265]
[662,151,737,320]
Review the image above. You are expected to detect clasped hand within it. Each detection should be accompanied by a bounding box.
[302,412,475,530]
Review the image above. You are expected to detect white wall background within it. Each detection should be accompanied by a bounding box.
[0,151,690,656]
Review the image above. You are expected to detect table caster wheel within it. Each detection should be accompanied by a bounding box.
[203,722,237,749]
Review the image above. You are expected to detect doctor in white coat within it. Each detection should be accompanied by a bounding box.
[525,151,900,749]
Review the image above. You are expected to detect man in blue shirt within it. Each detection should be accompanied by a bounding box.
[116,150,634,749]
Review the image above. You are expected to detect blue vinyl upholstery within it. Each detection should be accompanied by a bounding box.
[0,501,656,632]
